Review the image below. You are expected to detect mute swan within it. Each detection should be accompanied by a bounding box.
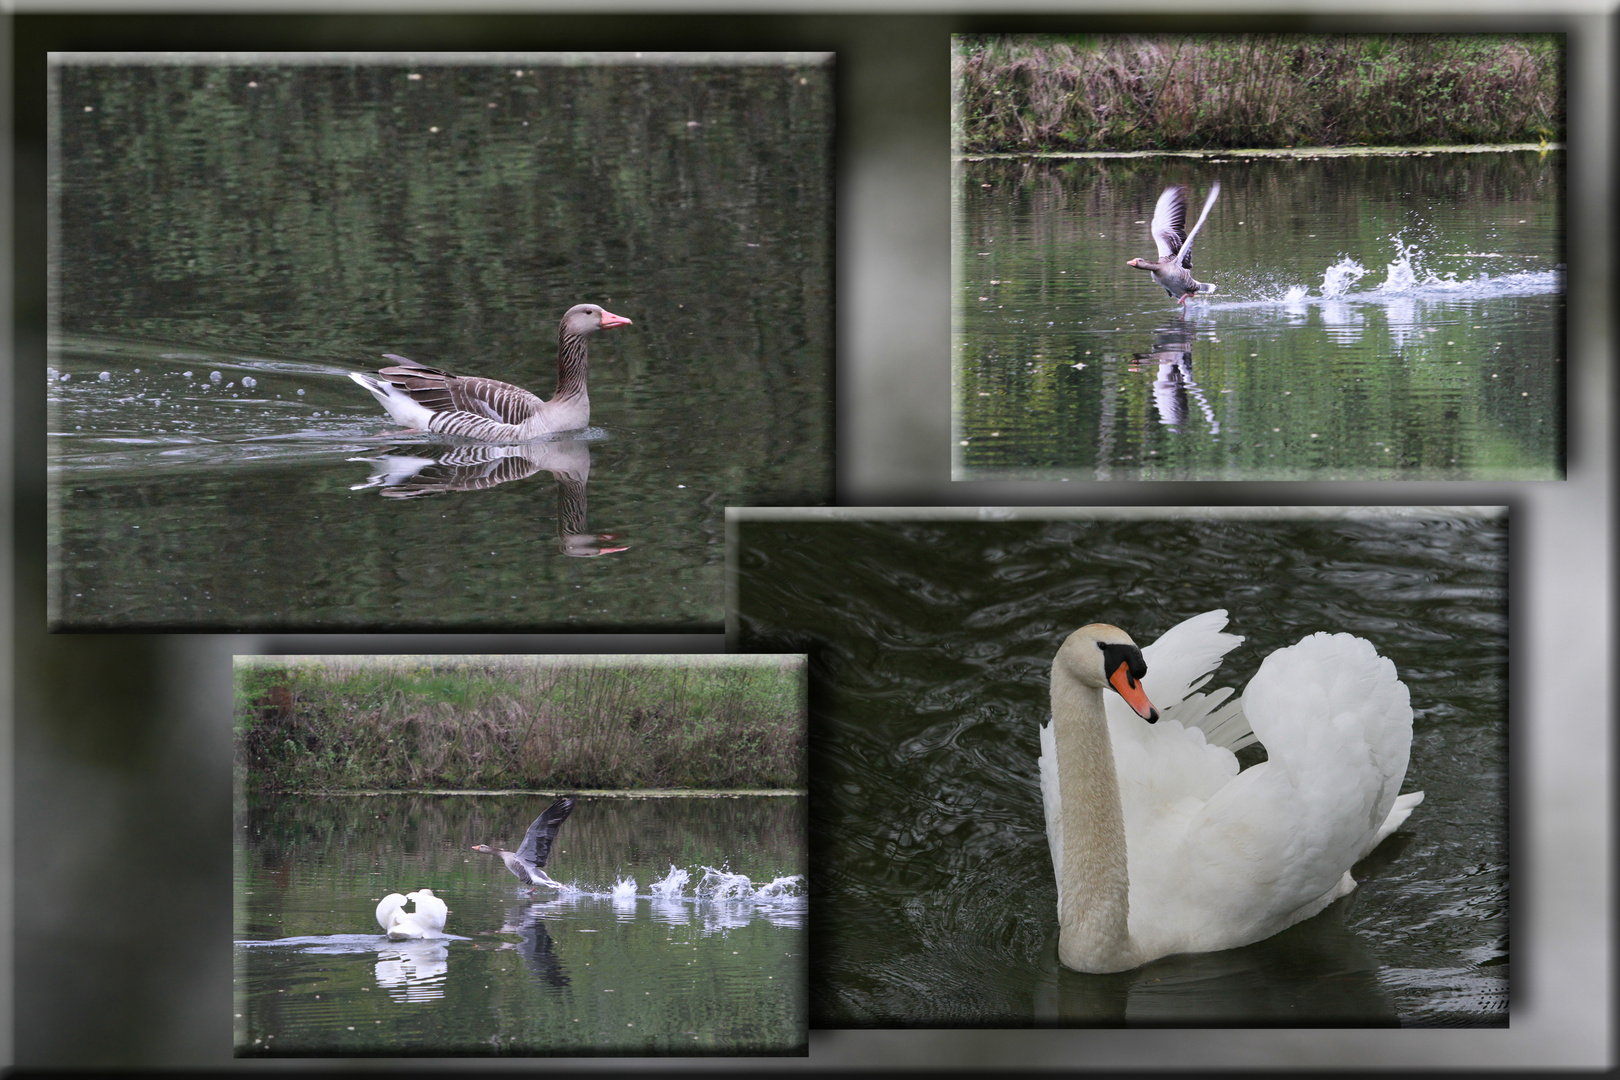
[473,796,576,890]
[1126,183,1221,307]
[1039,610,1423,973]
[375,888,449,941]
[350,304,631,441]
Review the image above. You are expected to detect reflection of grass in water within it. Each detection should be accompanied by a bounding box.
[233,655,806,793]
[954,33,1563,152]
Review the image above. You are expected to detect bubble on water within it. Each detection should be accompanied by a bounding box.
[297,389,305,395]
[242,376,257,388]
[60,373,70,381]
[99,371,111,381]
[183,370,193,378]
[210,371,222,383]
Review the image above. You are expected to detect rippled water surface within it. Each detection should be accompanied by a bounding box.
[235,794,807,1055]
[733,510,1507,1026]
[955,152,1562,480]
[49,58,832,629]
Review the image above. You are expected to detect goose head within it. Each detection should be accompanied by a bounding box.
[562,303,633,338]
[1054,623,1159,722]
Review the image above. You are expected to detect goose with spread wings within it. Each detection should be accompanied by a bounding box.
[473,796,576,890]
[1126,183,1221,307]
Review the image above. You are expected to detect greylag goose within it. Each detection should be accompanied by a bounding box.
[350,304,631,441]
[1126,183,1221,307]
[376,888,449,940]
[473,796,576,890]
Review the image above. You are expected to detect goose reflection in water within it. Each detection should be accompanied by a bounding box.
[348,440,627,557]
[1131,324,1220,436]
[484,906,571,989]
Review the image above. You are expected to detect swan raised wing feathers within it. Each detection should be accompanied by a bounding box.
[1039,611,1423,973]
[375,888,448,940]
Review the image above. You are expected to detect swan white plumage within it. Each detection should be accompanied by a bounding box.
[1038,609,1423,973]
[375,888,449,941]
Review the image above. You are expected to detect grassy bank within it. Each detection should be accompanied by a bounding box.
[954,34,1563,153]
[235,654,805,792]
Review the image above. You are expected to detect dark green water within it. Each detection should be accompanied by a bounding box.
[235,793,807,1055]
[49,57,833,629]
[954,152,1563,480]
[732,509,1507,1026]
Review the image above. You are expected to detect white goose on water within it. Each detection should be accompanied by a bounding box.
[1039,609,1423,973]
[350,304,631,441]
[473,796,576,891]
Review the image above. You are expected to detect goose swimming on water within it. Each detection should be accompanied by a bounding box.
[473,796,576,890]
[349,304,631,441]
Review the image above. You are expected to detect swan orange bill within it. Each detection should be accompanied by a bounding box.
[1108,662,1159,721]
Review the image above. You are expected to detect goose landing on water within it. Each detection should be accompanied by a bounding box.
[1126,183,1221,307]
[1039,610,1423,973]
[349,304,631,441]
[473,796,576,890]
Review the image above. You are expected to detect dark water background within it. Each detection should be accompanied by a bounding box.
[49,57,833,629]
[235,793,807,1054]
[734,509,1507,1026]
[955,151,1563,480]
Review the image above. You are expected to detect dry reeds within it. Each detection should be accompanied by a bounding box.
[234,655,806,792]
[954,34,1563,153]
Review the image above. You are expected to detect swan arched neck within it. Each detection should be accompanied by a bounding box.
[1050,650,1144,973]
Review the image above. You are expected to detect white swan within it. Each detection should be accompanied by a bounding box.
[375,888,449,941]
[1038,609,1423,973]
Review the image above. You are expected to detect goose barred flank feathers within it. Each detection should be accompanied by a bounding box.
[350,303,631,441]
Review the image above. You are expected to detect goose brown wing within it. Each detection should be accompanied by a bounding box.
[443,377,542,424]
[1149,185,1190,264]
[1172,182,1221,272]
[515,796,576,868]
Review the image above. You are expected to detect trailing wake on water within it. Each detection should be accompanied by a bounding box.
[1215,234,1562,310]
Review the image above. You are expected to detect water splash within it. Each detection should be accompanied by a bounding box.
[1232,232,1558,307]
[649,865,691,898]
[1320,257,1369,298]
[635,863,806,905]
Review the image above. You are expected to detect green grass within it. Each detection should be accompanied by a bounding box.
[234,655,806,793]
[954,34,1563,153]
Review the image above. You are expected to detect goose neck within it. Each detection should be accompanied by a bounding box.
[553,329,590,402]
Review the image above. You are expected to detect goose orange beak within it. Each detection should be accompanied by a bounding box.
[598,310,633,329]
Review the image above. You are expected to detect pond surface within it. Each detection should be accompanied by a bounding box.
[731,508,1507,1026]
[234,793,807,1055]
[48,56,832,630]
[954,151,1563,480]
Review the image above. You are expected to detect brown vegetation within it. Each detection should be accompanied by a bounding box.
[234,656,806,792]
[954,35,1564,153]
